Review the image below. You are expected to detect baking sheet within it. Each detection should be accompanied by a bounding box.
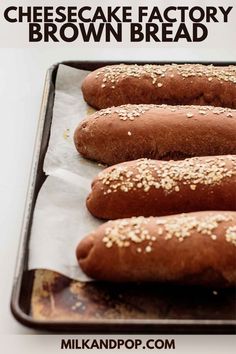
[11,61,236,333]
[29,65,104,281]
[32,269,236,322]
[44,64,99,177]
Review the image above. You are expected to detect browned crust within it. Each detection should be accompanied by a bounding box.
[81,64,236,109]
[76,211,236,286]
[74,104,236,165]
[86,156,236,219]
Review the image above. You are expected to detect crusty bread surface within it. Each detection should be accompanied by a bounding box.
[74,104,236,165]
[86,155,236,219]
[76,211,236,286]
[82,64,236,109]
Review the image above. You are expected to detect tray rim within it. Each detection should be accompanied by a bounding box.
[10,60,236,334]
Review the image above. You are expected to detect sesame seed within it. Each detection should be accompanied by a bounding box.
[127,131,132,136]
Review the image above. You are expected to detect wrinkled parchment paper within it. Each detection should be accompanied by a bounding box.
[29,65,104,281]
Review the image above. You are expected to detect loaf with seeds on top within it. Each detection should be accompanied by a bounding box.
[74,104,236,165]
[76,211,236,286]
[82,64,236,109]
[86,156,236,219]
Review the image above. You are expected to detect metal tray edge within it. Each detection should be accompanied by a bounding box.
[10,60,236,334]
[10,64,57,330]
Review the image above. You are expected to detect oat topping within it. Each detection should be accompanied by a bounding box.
[187,113,194,118]
[95,64,236,89]
[95,104,154,121]
[98,156,236,195]
[225,226,236,246]
[93,104,235,121]
[102,214,234,252]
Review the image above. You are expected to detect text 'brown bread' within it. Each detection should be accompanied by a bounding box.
[74,104,236,165]
[82,64,236,109]
[76,211,236,286]
[87,156,236,219]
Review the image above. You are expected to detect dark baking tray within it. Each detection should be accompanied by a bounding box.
[11,61,236,333]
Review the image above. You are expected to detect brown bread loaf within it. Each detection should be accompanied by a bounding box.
[82,64,236,109]
[76,211,236,286]
[86,156,236,219]
[74,104,236,165]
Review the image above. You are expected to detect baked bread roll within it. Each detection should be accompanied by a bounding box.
[76,211,236,286]
[74,104,236,165]
[82,64,236,109]
[87,156,236,219]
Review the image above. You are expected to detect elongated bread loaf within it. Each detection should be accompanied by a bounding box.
[82,64,236,109]
[76,211,236,286]
[74,104,236,165]
[87,156,236,219]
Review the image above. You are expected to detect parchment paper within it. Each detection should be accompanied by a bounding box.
[44,64,102,178]
[29,65,104,281]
